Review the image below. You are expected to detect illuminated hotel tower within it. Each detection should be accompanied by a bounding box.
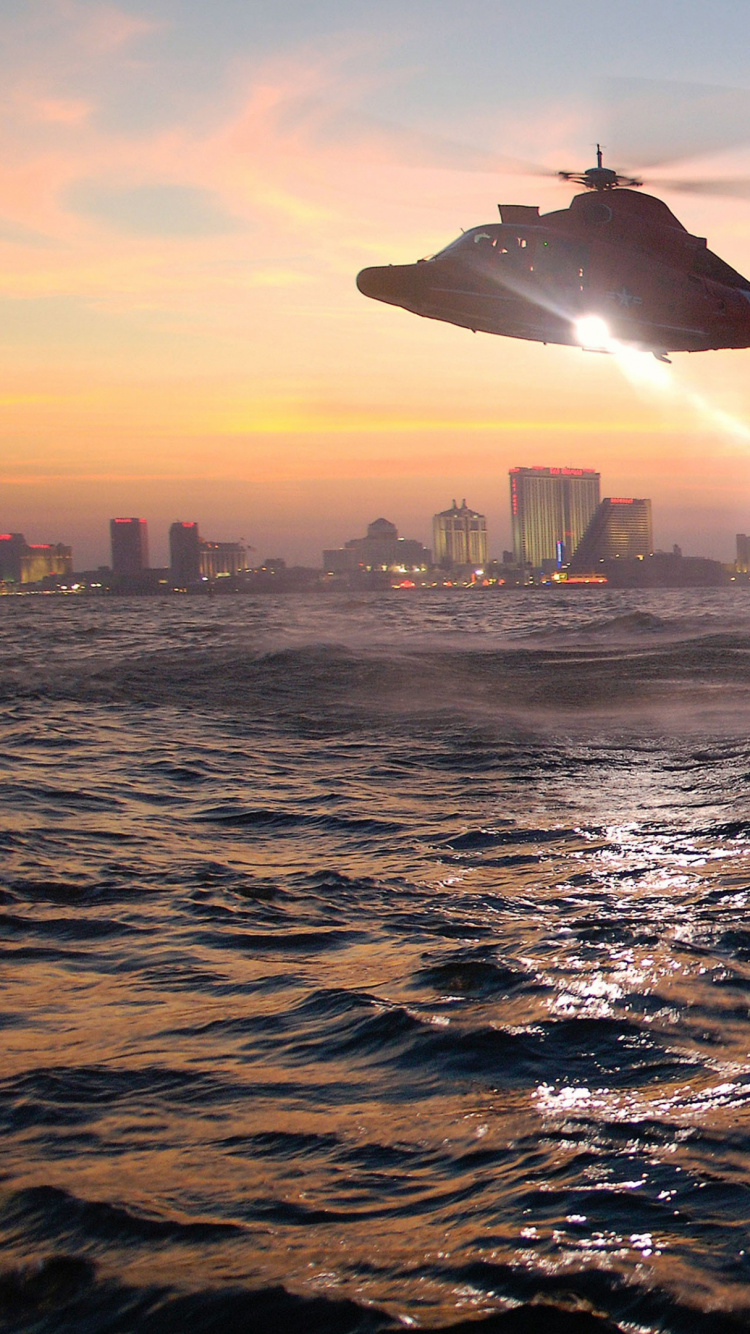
[433,499,488,568]
[509,466,600,569]
[110,518,149,578]
[570,498,653,570]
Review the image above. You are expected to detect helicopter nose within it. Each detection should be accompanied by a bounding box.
[357,265,398,300]
[356,263,426,306]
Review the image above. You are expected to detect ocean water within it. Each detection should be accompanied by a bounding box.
[3,588,750,1333]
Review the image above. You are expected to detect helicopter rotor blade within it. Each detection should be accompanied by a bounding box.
[643,176,750,199]
[276,97,561,177]
[380,79,750,192]
[354,120,560,177]
[289,82,750,198]
[599,76,750,171]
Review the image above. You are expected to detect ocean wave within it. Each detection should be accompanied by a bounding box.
[4,593,750,1331]
[3,637,750,734]
[2,1185,243,1247]
[0,1258,652,1334]
[1,1257,748,1332]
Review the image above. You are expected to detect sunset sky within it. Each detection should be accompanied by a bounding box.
[4,0,750,566]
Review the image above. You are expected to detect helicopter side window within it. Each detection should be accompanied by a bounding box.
[492,233,533,265]
[533,237,589,288]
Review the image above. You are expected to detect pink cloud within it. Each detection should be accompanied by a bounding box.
[54,0,161,53]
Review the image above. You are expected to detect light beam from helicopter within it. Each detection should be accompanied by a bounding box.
[613,345,750,446]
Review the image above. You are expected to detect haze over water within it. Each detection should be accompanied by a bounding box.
[3,589,750,1332]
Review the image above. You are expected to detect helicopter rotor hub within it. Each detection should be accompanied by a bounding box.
[558,149,643,192]
[584,165,621,190]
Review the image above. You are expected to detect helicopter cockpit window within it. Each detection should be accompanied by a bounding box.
[432,227,502,260]
[488,232,534,264]
[431,227,548,267]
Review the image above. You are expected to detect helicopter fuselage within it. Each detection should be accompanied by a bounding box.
[356,188,750,355]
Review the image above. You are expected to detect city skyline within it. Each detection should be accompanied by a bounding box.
[4,471,749,576]
[2,456,745,572]
[2,2,750,567]
[3,449,747,568]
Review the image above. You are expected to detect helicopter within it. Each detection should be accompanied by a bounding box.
[356,146,750,359]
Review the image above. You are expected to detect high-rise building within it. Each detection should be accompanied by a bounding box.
[433,500,487,568]
[737,533,750,574]
[110,518,149,578]
[0,533,29,583]
[170,521,201,585]
[510,467,600,569]
[570,497,653,571]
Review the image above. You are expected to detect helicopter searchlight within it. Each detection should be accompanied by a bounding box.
[575,315,612,351]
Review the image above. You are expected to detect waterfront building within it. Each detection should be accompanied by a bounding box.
[170,521,201,585]
[600,553,726,588]
[324,518,430,575]
[22,543,73,584]
[0,533,72,585]
[737,533,750,574]
[199,540,248,579]
[110,518,149,578]
[570,497,653,571]
[510,466,600,569]
[433,500,487,569]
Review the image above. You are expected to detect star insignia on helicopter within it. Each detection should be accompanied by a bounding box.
[608,286,643,308]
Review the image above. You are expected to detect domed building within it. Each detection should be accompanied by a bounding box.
[323,518,430,576]
[365,517,398,542]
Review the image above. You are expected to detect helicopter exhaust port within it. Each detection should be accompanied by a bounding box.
[574,315,612,352]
